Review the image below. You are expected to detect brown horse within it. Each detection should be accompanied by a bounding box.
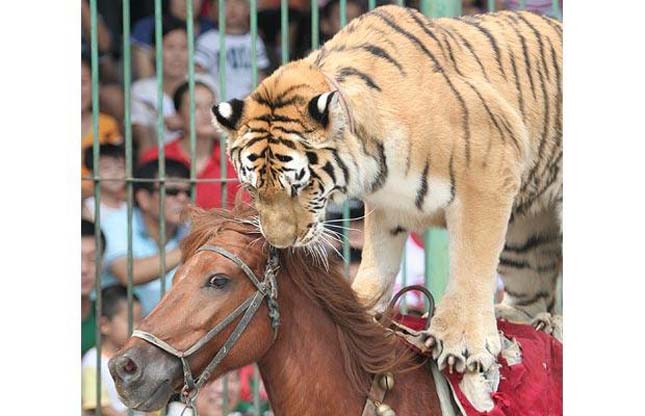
[109,205,443,415]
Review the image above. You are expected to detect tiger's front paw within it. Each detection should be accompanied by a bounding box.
[424,295,501,374]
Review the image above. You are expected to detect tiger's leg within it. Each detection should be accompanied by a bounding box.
[425,187,515,373]
[495,205,562,323]
[351,205,408,312]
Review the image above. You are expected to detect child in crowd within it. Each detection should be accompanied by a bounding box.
[81,219,106,356]
[81,285,146,415]
[82,144,127,221]
[195,0,271,100]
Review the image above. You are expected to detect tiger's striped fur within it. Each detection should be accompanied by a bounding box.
[212,5,562,374]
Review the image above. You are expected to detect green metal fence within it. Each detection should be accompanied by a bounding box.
[85,0,562,414]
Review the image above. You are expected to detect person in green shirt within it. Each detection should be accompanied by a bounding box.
[82,219,106,355]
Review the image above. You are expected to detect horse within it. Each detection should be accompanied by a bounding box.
[108,205,444,415]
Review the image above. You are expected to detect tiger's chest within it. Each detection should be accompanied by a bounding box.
[362,168,453,227]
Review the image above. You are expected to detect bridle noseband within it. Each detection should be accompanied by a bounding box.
[131,244,280,411]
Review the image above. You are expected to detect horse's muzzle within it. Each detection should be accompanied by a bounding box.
[108,339,182,411]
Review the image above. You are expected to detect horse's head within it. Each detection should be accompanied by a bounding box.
[108,207,276,412]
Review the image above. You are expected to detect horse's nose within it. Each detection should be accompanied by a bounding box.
[109,353,142,385]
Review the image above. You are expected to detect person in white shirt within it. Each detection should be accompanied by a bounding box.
[131,17,188,152]
[195,0,270,100]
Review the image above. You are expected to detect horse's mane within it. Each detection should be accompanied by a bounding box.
[181,203,416,395]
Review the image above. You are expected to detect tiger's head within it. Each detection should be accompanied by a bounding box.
[211,63,352,248]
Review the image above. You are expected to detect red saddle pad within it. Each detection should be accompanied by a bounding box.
[394,315,563,416]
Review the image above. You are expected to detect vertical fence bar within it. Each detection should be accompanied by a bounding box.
[251,0,258,88]
[89,1,103,414]
[519,0,527,11]
[425,229,450,303]
[219,2,230,412]
[154,0,167,299]
[219,0,228,209]
[368,0,376,11]
[122,1,135,416]
[281,0,289,64]
[250,1,262,412]
[421,0,454,305]
[420,0,430,16]
[488,0,495,12]
[311,0,319,50]
[400,246,408,313]
[187,0,196,204]
[122,0,134,349]
[552,0,561,20]
[253,365,261,415]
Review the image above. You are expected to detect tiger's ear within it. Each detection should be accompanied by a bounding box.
[308,91,344,133]
[211,99,245,133]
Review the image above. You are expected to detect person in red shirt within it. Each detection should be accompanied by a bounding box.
[140,79,246,209]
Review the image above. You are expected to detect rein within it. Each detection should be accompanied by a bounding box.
[131,244,280,412]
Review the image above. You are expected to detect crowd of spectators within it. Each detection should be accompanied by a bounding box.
[80,0,560,414]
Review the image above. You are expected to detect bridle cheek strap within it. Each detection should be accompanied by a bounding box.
[130,244,280,405]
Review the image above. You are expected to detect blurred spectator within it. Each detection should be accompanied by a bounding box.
[82,219,106,356]
[132,0,216,79]
[81,0,119,82]
[292,0,368,59]
[256,0,307,64]
[131,17,188,152]
[82,0,125,125]
[81,286,145,415]
[100,158,190,316]
[195,0,271,100]
[82,57,123,199]
[139,79,243,209]
[320,0,366,43]
[83,144,127,222]
[497,0,561,17]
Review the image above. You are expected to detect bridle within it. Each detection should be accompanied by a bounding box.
[131,244,281,412]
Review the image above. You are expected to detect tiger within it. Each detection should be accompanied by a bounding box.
[211,4,562,375]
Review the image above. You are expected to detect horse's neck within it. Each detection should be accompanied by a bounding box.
[257,275,365,416]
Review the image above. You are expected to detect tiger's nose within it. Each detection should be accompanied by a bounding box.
[263,228,297,248]
[261,216,297,248]
[109,353,143,385]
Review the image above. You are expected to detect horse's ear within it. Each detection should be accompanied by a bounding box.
[211,99,245,133]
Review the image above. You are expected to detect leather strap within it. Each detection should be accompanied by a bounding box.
[361,375,388,416]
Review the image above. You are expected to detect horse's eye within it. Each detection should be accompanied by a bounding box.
[207,274,229,289]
